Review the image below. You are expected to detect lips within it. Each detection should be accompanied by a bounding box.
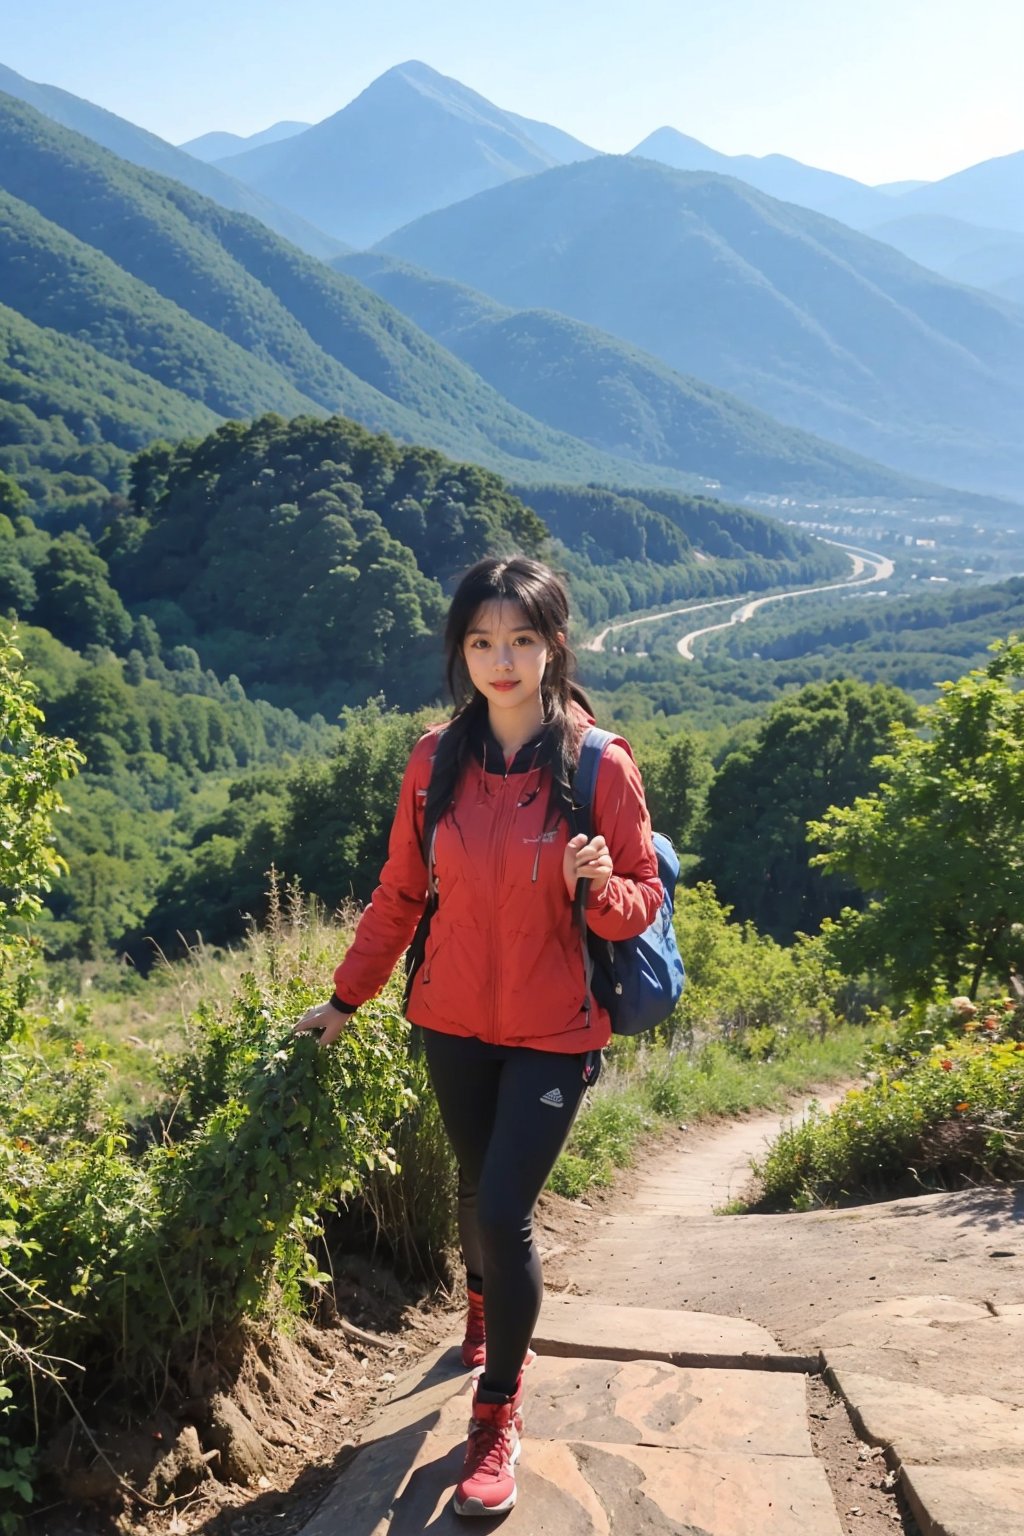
[490,680,519,691]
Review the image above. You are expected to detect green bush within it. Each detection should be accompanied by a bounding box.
[754,997,1024,1207]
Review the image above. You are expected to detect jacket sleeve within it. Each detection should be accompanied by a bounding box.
[332,731,437,1007]
[584,738,663,940]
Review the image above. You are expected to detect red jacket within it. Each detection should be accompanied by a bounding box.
[333,709,662,1052]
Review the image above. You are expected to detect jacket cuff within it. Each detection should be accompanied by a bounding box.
[328,994,358,1014]
[584,881,613,911]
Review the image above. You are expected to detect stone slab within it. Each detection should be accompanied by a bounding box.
[523,1358,814,1457]
[900,1463,1024,1536]
[362,1352,814,1458]
[819,1295,1024,1407]
[534,1297,816,1371]
[304,1434,844,1536]
[827,1367,1024,1464]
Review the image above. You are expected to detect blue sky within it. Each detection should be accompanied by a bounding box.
[2,0,1021,184]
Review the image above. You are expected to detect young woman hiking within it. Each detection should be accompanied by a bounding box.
[293,556,661,1517]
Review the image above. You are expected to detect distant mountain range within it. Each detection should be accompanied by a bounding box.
[210,61,563,247]
[866,214,1024,308]
[180,60,1021,305]
[629,127,893,228]
[375,155,1024,497]
[2,59,1020,511]
[336,252,940,500]
[0,92,706,493]
[181,120,310,161]
[0,62,343,259]
[3,88,973,507]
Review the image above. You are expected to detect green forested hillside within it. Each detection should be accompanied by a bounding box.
[338,253,942,501]
[0,301,220,521]
[96,414,850,715]
[0,92,697,491]
[0,59,345,259]
[377,155,1024,496]
[0,187,325,419]
[8,620,337,955]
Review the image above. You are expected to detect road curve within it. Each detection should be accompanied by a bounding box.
[676,541,894,659]
[583,542,893,658]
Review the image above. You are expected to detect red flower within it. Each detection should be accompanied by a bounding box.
[940,1059,953,1071]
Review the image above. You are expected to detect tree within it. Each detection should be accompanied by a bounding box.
[811,639,1024,1000]
[0,630,83,1035]
[698,679,917,941]
[637,730,713,854]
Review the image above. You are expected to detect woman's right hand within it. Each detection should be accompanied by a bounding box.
[292,1000,352,1048]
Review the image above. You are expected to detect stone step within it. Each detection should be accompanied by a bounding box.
[534,1296,819,1372]
[299,1343,841,1535]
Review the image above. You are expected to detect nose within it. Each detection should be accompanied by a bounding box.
[495,644,514,670]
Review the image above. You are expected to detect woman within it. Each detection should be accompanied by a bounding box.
[294,556,661,1517]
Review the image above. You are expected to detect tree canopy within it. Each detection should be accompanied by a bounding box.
[811,639,1024,999]
[697,678,917,941]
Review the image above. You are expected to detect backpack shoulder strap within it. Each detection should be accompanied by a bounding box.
[572,725,614,838]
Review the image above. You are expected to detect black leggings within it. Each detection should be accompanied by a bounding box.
[422,1029,594,1396]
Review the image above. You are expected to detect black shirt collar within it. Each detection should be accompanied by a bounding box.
[476,719,549,775]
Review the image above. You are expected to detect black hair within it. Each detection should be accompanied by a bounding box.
[423,556,593,842]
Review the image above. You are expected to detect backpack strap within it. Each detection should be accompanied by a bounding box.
[572,726,614,1020]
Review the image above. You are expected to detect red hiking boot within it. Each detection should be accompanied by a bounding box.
[460,1288,486,1370]
[453,1376,523,1517]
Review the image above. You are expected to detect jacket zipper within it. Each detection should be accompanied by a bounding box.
[488,772,521,1042]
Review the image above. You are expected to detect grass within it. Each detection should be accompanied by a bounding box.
[548,1025,873,1198]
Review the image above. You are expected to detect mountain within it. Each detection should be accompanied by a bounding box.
[630,127,892,228]
[376,155,1024,498]
[896,150,1024,236]
[337,252,955,501]
[500,111,599,164]
[214,60,560,246]
[181,121,310,161]
[0,61,342,259]
[874,180,929,196]
[868,214,1024,302]
[0,93,707,493]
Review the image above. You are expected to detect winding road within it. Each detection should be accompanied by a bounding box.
[583,541,894,659]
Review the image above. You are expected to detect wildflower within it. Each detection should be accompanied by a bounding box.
[955,1102,970,1112]
[940,1059,953,1071]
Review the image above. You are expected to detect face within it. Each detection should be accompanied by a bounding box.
[462,599,557,712]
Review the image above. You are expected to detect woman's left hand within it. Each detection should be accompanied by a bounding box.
[563,833,613,899]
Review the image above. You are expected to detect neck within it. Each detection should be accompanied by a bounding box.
[486,695,545,758]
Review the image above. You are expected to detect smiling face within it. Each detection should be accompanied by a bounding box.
[462,599,554,719]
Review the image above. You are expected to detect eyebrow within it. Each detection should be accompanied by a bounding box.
[466,624,537,636]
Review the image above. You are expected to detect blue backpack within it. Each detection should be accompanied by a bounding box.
[572,727,686,1036]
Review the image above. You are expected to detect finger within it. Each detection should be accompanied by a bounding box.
[567,833,587,850]
[292,1005,330,1034]
[317,1017,348,1048]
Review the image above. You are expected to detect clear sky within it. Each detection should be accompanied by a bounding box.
[2,0,1021,185]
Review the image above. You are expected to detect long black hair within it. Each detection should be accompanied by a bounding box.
[423,557,594,842]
